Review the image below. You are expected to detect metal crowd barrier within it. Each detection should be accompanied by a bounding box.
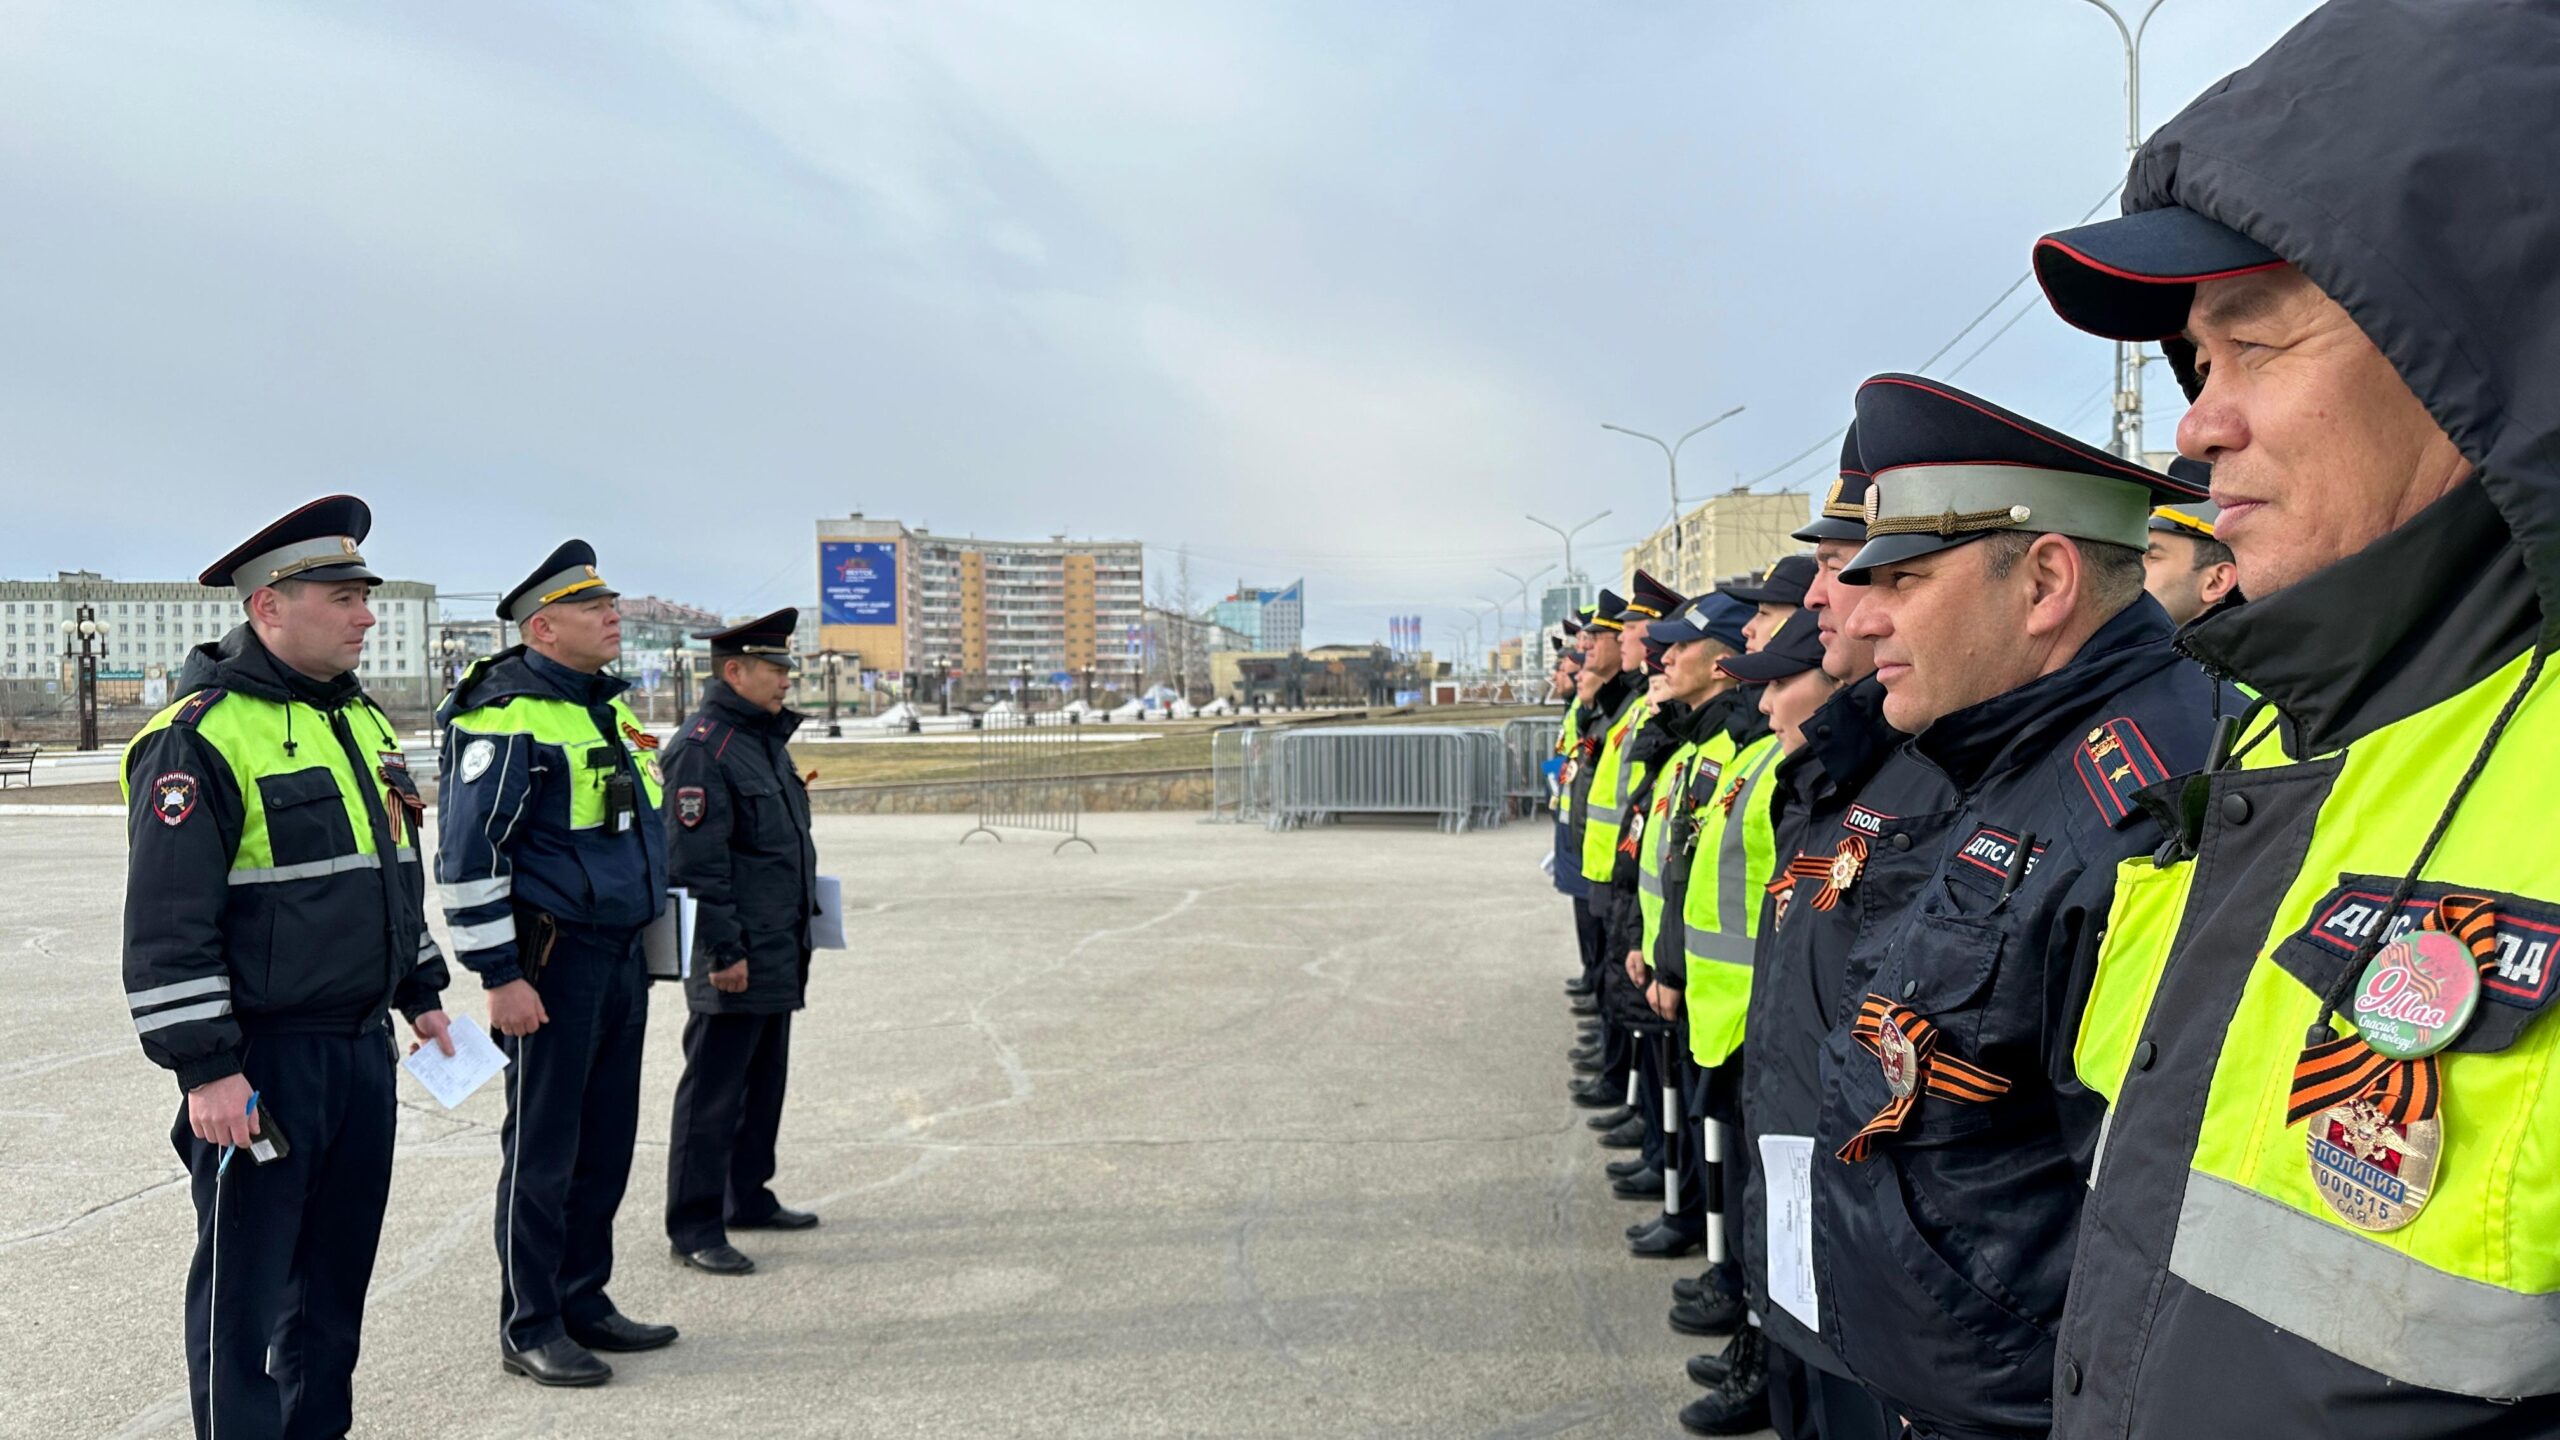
[962,711,1097,853]
[1210,725,1513,832]
[1502,716,1562,816]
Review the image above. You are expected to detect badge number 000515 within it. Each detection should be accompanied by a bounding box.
[2305,930,2478,1232]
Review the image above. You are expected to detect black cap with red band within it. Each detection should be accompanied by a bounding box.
[2034,206,2287,344]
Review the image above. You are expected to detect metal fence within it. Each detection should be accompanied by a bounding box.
[1210,725,1513,833]
[961,711,1097,853]
[1501,716,1562,816]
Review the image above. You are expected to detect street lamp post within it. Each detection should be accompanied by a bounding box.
[1601,406,1747,552]
[1526,509,1614,593]
[2080,0,2170,459]
[1495,563,1555,668]
[821,652,845,737]
[935,653,951,718]
[1017,663,1033,713]
[59,605,108,751]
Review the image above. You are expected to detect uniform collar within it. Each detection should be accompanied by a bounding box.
[704,677,801,736]
[1910,595,2175,791]
[2178,480,2540,754]
[1799,673,1899,794]
[523,646,629,706]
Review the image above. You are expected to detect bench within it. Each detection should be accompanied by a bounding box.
[0,743,35,789]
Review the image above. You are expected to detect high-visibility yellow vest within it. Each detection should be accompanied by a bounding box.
[1552,695,1583,816]
[2073,644,2560,1402]
[1579,695,1651,883]
[1683,731,1786,1067]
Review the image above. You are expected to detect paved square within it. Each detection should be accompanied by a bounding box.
[1,811,1753,1439]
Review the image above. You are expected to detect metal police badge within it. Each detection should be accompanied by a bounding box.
[459,738,496,783]
[2350,929,2481,1060]
[151,771,199,827]
[1877,1017,1920,1099]
[2307,1097,2439,1232]
[1828,844,1863,894]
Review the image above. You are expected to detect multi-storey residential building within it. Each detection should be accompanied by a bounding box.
[813,517,1145,688]
[1620,492,1815,600]
[1211,580,1304,653]
[0,571,439,707]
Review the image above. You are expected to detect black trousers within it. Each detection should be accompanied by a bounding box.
[495,924,647,1352]
[665,1010,794,1250]
[174,1028,396,1440]
[1766,1337,1897,1440]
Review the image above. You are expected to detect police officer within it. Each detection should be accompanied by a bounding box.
[1675,606,1835,1437]
[1733,426,1913,1440]
[1812,374,2217,1440]
[1618,590,1759,1260]
[2139,464,2236,628]
[663,608,823,1277]
[2032,5,2560,1433]
[437,540,675,1386]
[1589,572,1689,1170]
[121,496,451,1440]
[1565,590,1640,1139]
[1728,553,1816,653]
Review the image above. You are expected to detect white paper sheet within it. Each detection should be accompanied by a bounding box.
[400,1013,509,1109]
[642,888,697,981]
[1760,1133,1820,1332]
[807,875,846,951]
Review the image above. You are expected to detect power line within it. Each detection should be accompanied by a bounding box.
[1741,180,2126,492]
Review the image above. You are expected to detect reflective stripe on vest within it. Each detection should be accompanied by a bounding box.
[1684,732,1783,1068]
[2074,646,2560,1398]
[1635,742,1697,950]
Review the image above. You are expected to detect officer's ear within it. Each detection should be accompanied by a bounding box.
[2017,533,2084,637]
[2199,559,2240,609]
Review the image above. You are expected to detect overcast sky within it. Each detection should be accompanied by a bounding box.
[0,0,2322,645]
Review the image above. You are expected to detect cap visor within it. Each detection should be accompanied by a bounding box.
[1840,531,1986,586]
[1718,649,1816,683]
[1793,516,1866,544]
[2035,207,2285,342]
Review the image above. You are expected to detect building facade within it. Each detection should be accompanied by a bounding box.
[1211,580,1304,653]
[0,571,439,708]
[1141,604,1249,699]
[1620,492,1814,600]
[814,517,1145,689]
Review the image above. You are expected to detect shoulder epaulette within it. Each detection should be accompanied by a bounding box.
[170,688,229,727]
[2073,716,2174,829]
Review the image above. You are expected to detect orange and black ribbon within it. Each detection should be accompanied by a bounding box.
[1782,835,1867,912]
[1718,771,1748,817]
[1836,994,2013,1162]
[2285,894,2499,1128]
[622,721,662,752]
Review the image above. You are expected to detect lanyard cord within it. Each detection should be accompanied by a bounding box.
[2305,647,2547,1047]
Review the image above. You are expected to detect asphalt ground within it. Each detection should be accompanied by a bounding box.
[0,811,1764,1439]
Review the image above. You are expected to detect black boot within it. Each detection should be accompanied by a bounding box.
[1584,1105,1635,1131]
[1596,1116,1647,1150]
[1685,1326,1750,1387]
[1677,1327,1770,1435]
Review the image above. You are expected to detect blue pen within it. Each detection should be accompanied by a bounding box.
[217,1088,259,1177]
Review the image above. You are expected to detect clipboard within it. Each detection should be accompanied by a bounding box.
[642,888,698,981]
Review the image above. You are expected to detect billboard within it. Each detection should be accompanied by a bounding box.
[820,541,899,626]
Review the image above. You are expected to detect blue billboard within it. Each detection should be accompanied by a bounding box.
[820,541,899,625]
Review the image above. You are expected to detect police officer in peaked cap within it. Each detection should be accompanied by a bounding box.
[120,496,452,1439]
[662,608,824,1278]
[1815,374,2220,1439]
[436,539,677,1386]
[2140,458,2239,627]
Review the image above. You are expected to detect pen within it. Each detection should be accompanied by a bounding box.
[1996,833,2036,906]
[218,1088,259,1177]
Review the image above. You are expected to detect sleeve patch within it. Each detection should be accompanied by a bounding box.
[2074,717,2171,829]
[676,786,707,828]
[151,771,201,827]
[459,738,497,782]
